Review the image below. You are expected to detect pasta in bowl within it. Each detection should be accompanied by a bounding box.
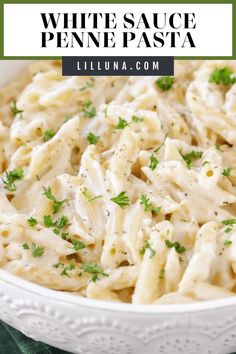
[1,60,236,306]
[2,60,236,354]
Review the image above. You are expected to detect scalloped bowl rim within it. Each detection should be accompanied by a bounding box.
[1,60,236,316]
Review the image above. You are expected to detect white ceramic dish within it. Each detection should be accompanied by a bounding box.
[0,61,236,354]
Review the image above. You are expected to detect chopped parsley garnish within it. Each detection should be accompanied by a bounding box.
[11,100,23,117]
[222,167,232,177]
[27,217,38,227]
[202,161,210,167]
[131,115,143,123]
[222,219,236,225]
[81,100,96,118]
[140,194,161,213]
[165,240,186,254]
[224,227,233,233]
[180,150,203,168]
[44,214,68,230]
[139,240,156,259]
[54,215,68,229]
[52,262,64,269]
[149,154,158,170]
[115,117,129,129]
[209,67,236,86]
[159,268,165,279]
[60,263,76,277]
[44,215,54,227]
[224,240,232,247]
[53,228,60,235]
[61,232,69,240]
[31,243,44,257]
[215,143,222,151]
[2,168,24,192]
[154,132,169,153]
[222,221,236,234]
[82,188,103,202]
[71,239,86,252]
[156,76,174,91]
[115,115,143,129]
[87,132,100,145]
[22,243,30,250]
[43,186,67,214]
[43,129,56,142]
[110,191,130,209]
[81,263,108,282]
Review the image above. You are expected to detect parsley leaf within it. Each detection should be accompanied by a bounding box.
[149,154,158,170]
[43,186,67,214]
[222,167,232,177]
[115,117,129,129]
[31,242,44,257]
[209,67,236,86]
[224,240,232,247]
[222,219,236,225]
[53,228,60,235]
[52,262,64,269]
[224,227,233,233]
[156,76,174,91]
[53,200,67,214]
[81,263,108,282]
[180,150,203,168]
[60,263,76,277]
[22,243,30,250]
[54,215,68,229]
[165,240,186,254]
[81,100,96,118]
[131,115,143,123]
[44,214,68,230]
[43,215,54,227]
[43,129,56,142]
[139,240,156,258]
[215,143,222,150]
[27,217,38,227]
[71,239,86,252]
[11,100,23,117]
[42,186,56,201]
[2,168,24,192]
[140,194,161,213]
[87,132,100,145]
[61,232,69,240]
[110,191,129,209]
[202,161,209,167]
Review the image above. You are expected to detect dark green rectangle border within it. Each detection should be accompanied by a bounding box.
[0,0,235,60]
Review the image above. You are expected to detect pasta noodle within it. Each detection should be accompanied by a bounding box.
[1,59,236,304]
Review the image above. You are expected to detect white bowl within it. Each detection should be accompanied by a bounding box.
[0,61,236,354]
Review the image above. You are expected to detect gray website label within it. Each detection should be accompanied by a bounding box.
[62,56,174,76]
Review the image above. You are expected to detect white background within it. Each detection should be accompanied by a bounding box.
[4,3,233,57]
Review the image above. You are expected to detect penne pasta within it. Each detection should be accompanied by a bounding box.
[1,60,236,304]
